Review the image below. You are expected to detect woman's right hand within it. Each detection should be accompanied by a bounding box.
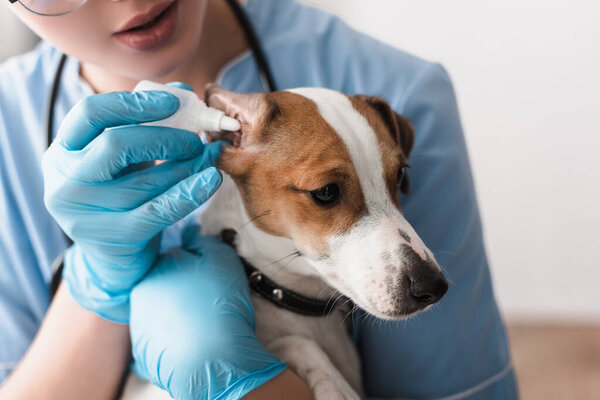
[129,226,287,400]
[42,90,223,322]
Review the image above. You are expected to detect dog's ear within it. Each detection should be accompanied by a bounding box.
[354,95,415,194]
[353,95,415,158]
[205,84,280,176]
[205,84,279,149]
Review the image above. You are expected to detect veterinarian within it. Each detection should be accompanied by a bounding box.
[0,0,518,399]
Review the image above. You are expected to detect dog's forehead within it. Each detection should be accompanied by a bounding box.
[284,88,384,156]
[286,88,391,212]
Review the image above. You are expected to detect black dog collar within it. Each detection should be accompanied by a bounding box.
[240,257,342,317]
[221,227,344,317]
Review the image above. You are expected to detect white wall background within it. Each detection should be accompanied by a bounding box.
[2,1,599,321]
[303,0,600,322]
[0,10,37,61]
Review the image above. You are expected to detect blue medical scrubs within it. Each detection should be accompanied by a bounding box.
[0,0,518,398]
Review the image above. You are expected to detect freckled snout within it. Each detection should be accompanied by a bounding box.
[331,220,449,319]
[376,244,448,318]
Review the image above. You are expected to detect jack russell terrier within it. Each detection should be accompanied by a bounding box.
[122,86,449,399]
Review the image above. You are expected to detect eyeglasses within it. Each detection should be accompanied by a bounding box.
[9,0,88,16]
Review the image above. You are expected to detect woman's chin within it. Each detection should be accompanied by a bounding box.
[99,40,200,83]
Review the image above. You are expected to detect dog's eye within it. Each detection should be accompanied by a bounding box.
[310,183,341,206]
[397,165,409,187]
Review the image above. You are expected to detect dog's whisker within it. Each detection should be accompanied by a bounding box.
[359,311,371,325]
[350,304,359,323]
[268,253,301,277]
[435,264,454,285]
[318,286,336,298]
[431,249,453,258]
[322,292,345,320]
[283,253,301,267]
[320,291,338,318]
[237,210,271,230]
[316,287,337,305]
[341,301,357,324]
[257,250,300,271]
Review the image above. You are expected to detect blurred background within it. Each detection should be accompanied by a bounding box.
[2,1,599,398]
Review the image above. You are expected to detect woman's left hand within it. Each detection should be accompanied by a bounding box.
[129,226,286,400]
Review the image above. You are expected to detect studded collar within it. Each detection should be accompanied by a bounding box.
[220,228,346,317]
[240,257,343,317]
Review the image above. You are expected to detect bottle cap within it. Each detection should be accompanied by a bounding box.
[220,116,241,131]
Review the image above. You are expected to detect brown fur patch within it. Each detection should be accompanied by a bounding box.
[218,91,368,257]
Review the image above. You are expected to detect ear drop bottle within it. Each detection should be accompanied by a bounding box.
[133,80,240,132]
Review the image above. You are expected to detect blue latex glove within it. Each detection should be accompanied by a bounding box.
[130,226,286,400]
[43,86,223,322]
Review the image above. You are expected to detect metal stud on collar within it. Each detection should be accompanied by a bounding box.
[272,288,283,301]
[249,271,263,282]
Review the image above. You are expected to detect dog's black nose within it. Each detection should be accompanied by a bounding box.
[409,272,448,305]
[397,245,449,310]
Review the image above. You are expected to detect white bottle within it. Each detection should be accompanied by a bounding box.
[133,80,240,132]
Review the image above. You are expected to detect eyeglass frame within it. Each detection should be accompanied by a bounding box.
[8,0,88,16]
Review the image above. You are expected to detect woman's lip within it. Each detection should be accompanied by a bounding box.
[114,0,175,33]
[113,1,178,51]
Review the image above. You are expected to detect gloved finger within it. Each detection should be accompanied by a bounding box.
[124,141,222,186]
[113,142,222,192]
[58,142,225,210]
[57,91,179,151]
[74,126,203,183]
[129,167,222,231]
[166,81,193,91]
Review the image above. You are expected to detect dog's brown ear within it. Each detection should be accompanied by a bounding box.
[354,95,415,158]
[205,84,258,148]
[205,84,280,176]
[354,95,415,194]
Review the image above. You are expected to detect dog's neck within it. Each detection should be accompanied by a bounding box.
[199,174,334,299]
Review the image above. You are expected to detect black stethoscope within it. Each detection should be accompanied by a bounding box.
[47,0,277,297]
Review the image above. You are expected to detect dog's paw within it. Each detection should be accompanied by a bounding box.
[312,377,362,400]
[266,335,363,399]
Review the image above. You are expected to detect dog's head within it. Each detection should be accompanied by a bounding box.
[206,85,448,319]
